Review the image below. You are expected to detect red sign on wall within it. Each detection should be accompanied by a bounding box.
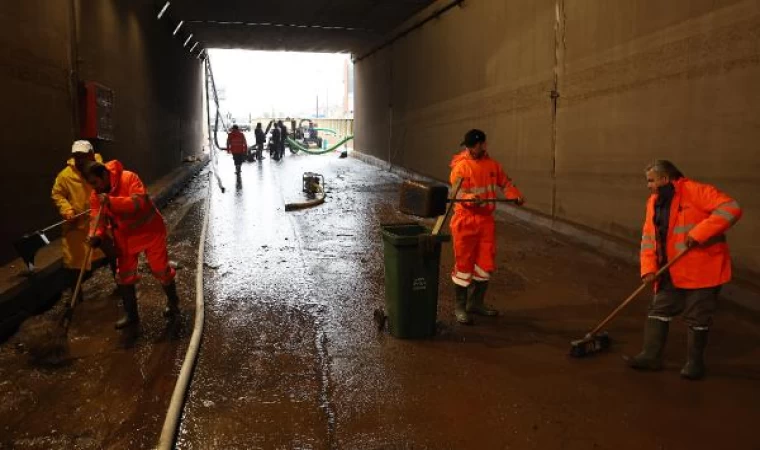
[80,81,114,141]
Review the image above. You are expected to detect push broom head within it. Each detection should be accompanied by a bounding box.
[569,331,611,358]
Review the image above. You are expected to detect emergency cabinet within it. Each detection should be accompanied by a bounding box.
[80,81,114,141]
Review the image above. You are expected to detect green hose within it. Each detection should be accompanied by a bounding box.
[286,136,354,155]
[313,127,337,135]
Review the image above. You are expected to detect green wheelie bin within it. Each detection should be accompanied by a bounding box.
[380,223,450,339]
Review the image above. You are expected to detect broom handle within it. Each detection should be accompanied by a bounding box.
[448,198,518,204]
[68,205,104,310]
[432,177,463,236]
[587,249,690,336]
[41,210,91,233]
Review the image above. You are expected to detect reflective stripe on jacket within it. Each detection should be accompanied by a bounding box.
[640,178,742,289]
[89,160,167,255]
[449,150,523,216]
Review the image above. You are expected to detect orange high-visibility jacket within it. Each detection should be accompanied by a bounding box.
[450,150,523,215]
[640,178,742,289]
[226,129,248,155]
[89,160,167,256]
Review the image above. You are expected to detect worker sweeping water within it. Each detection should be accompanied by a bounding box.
[625,160,742,380]
[82,160,180,331]
[449,129,525,325]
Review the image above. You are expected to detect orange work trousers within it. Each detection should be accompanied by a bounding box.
[116,238,175,286]
[450,212,495,287]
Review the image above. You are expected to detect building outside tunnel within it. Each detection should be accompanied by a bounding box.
[1,0,759,449]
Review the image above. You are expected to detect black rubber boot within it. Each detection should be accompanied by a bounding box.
[467,281,498,316]
[115,284,139,329]
[626,318,669,371]
[680,328,708,380]
[162,281,180,318]
[455,285,471,324]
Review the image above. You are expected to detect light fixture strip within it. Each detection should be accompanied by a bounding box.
[157,1,170,19]
[173,20,184,35]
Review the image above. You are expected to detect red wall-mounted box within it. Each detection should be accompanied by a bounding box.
[80,81,114,141]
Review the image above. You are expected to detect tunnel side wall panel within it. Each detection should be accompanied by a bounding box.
[354,0,760,278]
[0,1,203,264]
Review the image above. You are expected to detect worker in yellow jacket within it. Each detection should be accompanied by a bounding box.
[51,140,117,301]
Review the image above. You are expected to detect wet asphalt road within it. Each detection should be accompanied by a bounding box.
[2,150,760,449]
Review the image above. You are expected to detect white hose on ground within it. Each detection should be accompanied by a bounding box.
[156,171,211,450]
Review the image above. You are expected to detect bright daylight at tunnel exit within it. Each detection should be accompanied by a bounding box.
[1,1,759,449]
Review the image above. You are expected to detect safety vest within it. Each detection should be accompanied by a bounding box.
[640,178,742,289]
[449,150,522,215]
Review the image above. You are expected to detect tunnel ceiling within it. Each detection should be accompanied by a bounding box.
[171,0,436,54]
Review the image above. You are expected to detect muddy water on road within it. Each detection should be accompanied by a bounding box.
[2,151,760,450]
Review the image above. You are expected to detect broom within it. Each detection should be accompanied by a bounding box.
[23,205,104,363]
[569,248,689,358]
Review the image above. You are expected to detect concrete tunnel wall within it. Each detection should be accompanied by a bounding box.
[354,0,760,282]
[0,0,204,264]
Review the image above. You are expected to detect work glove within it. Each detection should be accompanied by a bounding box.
[87,235,102,248]
[97,194,110,206]
[684,236,699,248]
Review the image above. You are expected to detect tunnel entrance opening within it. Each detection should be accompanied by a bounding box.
[205,49,355,166]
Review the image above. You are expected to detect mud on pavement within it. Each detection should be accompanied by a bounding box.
[0,171,209,449]
[2,153,760,450]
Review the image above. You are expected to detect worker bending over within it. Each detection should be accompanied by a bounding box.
[83,160,179,330]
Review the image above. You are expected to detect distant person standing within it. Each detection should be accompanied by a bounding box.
[254,122,265,160]
[226,125,248,174]
[278,120,288,160]
[269,122,281,160]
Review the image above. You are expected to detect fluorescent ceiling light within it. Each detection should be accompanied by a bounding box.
[173,21,184,35]
[157,2,170,19]
[189,42,199,52]
[184,34,193,47]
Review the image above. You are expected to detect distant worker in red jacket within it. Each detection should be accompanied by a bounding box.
[83,160,179,330]
[226,124,248,174]
[627,160,742,380]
